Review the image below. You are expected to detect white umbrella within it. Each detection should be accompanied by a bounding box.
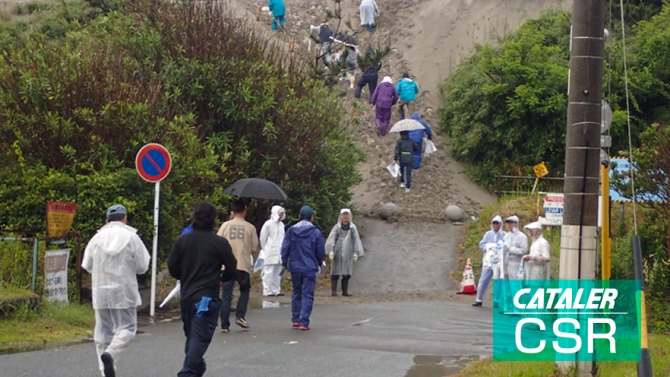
[389,119,425,133]
[159,281,181,308]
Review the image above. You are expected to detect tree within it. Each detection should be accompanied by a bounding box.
[439,10,571,187]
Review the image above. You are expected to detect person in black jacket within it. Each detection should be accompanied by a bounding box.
[394,131,419,192]
[354,46,382,100]
[168,202,237,377]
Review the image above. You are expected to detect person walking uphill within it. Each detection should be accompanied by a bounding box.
[281,206,326,331]
[82,204,151,377]
[394,131,419,192]
[472,215,506,308]
[359,0,379,33]
[217,200,259,331]
[259,205,286,297]
[326,209,364,297]
[268,0,285,31]
[355,46,382,100]
[396,73,419,119]
[168,202,237,377]
[370,76,398,136]
[408,113,433,170]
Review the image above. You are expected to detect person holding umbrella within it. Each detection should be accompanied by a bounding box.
[393,131,419,192]
[370,76,399,136]
[217,200,259,331]
[259,205,287,297]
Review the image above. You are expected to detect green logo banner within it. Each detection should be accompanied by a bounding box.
[492,280,640,362]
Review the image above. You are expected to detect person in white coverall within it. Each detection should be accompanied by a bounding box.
[259,205,286,297]
[502,215,528,313]
[521,221,551,330]
[82,204,151,377]
[359,0,379,33]
[472,215,506,307]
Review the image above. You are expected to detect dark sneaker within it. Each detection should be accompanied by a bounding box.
[221,328,229,333]
[292,322,300,328]
[276,293,285,297]
[472,302,483,307]
[299,325,310,331]
[235,318,250,329]
[101,352,115,377]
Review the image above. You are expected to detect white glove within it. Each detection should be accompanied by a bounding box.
[329,252,334,260]
[353,255,358,263]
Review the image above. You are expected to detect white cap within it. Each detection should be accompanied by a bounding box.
[505,215,519,223]
[524,221,542,231]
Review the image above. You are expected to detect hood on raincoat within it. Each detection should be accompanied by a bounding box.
[490,215,503,231]
[338,208,354,227]
[271,205,286,222]
[96,221,137,256]
[382,76,393,84]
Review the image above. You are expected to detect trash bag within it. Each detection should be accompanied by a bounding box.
[424,140,437,156]
[386,162,400,178]
[253,250,265,273]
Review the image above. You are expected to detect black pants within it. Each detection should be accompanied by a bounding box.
[355,74,378,99]
[220,270,251,329]
[178,298,221,377]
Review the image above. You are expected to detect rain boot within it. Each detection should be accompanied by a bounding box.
[342,276,352,297]
[331,275,339,296]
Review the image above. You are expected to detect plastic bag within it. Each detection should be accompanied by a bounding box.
[517,260,525,279]
[424,140,437,156]
[253,249,265,273]
[386,162,400,178]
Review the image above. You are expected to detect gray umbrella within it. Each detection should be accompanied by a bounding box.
[224,178,288,201]
[389,119,426,133]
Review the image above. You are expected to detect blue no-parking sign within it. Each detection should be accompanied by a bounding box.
[135,143,172,182]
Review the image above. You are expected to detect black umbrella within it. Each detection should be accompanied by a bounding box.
[333,33,357,46]
[224,178,288,201]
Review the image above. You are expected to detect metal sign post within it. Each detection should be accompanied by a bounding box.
[135,143,172,317]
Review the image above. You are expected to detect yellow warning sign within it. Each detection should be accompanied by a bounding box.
[533,162,549,178]
[47,202,77,237]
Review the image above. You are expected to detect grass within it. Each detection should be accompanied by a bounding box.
[0,301,94,350]
[454,334,670,377]
[0,286,36,300]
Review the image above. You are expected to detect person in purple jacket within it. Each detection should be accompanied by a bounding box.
[370,76,399,136]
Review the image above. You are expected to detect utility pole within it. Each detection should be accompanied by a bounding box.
[558,0,605,376]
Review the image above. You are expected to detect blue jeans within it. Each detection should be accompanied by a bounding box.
[290,271,316,327]
[272,15,285,30]
[399,162,412,188]
[178,298,221,377]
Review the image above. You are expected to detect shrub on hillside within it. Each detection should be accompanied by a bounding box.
[0,1,364,265]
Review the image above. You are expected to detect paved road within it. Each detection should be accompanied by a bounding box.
[1,301,492,377]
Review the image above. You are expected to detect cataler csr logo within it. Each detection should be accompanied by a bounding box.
[493,280,640,361]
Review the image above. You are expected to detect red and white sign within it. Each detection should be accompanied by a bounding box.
[135,143,172,183]
[543,193,564,226]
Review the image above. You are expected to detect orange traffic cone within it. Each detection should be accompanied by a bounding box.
[457,258,477,295]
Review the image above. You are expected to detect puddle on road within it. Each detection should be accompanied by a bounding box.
[0,338,92,356]
[404,355,480,377]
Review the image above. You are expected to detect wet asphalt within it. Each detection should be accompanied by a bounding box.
[1,219,492,376]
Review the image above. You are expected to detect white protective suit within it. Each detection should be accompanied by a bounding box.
[259,205,286,296]
[82,221,150,375]
[359,0,379,27]
[502,216,528,312]
[524,226,551,281]
[475,215,506,304]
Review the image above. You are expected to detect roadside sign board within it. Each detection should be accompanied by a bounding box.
[45,249,70,304]
[533,162,549,178]
[543,193,564,226]
[46,202,77,237]
[135,143,172,183]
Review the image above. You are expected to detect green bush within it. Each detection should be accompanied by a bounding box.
[0,1,363,267]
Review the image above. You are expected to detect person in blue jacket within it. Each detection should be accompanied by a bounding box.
[268,0,285,31]
[396,73,419,118]
[280,205,326,331]
[408,113,433,170]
